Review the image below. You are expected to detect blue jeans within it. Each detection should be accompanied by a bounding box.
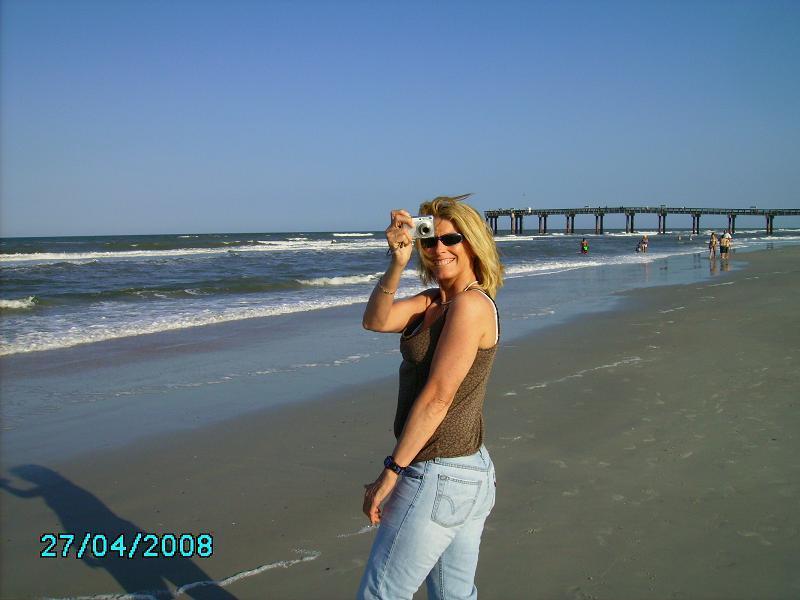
[357,446,496,600]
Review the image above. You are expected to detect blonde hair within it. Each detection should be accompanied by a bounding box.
[415,194,504,298]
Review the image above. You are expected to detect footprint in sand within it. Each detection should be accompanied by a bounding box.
[550,459,569,469]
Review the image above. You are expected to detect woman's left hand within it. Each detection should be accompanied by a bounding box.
[363,470,398,525]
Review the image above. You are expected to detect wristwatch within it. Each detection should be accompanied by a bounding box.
[383,455,406,475]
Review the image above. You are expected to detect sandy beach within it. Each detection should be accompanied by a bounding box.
[1,245,799,599]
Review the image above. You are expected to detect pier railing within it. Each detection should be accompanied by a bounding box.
[483,206,800,235]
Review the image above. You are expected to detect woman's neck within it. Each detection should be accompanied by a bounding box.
[438,273,478,304]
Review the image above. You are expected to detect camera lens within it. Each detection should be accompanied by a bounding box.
[419,223,431,236]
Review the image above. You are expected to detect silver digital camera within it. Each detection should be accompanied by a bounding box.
[411,216,435,239]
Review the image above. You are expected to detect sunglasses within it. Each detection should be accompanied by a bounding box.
[420,233,464,249]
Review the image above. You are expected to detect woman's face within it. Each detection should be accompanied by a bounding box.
[423,217,474,281]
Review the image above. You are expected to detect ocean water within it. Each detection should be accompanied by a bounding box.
[3,228,799,357]
[2,227,799,463]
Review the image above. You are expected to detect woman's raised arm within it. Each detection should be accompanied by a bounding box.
[362,209,429,332]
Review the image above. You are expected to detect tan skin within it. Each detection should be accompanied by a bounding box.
[361,210,497,525]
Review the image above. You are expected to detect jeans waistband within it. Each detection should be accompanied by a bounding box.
[431,445,491,472]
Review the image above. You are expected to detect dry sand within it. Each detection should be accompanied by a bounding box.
[1,246,798,599]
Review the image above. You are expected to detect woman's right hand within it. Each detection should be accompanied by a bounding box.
[385,210,414,266]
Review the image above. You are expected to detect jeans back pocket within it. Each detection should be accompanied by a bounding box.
[431,474,482,528]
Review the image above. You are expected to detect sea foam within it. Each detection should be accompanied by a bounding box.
[0,296,37,310]
[296,272,383,286]
[0,238,387,264]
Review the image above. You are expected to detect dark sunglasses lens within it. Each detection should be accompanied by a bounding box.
[421,233,463,248]
[441,233,463,246]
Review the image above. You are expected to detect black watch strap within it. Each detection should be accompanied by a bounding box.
[384,455,406,475]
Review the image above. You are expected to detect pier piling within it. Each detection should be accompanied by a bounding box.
[565,214,577,234]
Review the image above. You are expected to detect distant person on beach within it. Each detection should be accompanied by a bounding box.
[720,231,732,259]
[640,235,648,253]
[359,195,503,599]
[581,238,589,254]
[708,232,718,259]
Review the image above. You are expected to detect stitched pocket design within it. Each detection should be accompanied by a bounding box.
[431,474,482,527]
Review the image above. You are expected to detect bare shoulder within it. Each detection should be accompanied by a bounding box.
[447,290,497,347]
[448,289,496,321]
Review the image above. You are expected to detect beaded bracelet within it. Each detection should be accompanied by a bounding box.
[377,278,396,295]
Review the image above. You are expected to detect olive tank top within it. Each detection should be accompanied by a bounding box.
[394,289,499,463]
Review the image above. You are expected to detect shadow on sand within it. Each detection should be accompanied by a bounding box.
[1,464,237,599]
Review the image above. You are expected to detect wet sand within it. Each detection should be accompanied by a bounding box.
[1,246,798,599]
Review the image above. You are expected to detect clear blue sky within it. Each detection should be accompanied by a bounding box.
[2,0,799,236]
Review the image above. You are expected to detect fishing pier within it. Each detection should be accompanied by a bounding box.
[484,206,800,235]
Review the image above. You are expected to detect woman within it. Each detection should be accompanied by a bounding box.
[708,232,718,259]
[358,195,504,600]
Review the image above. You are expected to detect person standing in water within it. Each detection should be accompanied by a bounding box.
[708,232,718,259]
[359,195,504,600]
[720,230,732,259]
[580,238,589,254]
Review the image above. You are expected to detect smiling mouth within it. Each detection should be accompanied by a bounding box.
[433,258,455,266]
